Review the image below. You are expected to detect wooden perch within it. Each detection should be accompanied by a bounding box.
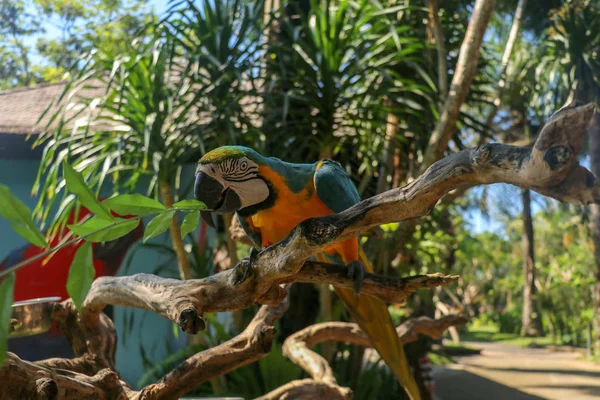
[82,102,597,335]
[257,379,353,400]
[282,315,467,385]
[1,295,289,400]
[1,103,596,400]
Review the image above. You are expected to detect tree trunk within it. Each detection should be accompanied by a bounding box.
[376,103,399,194]
[159,181,193,280]
[589,114,600,353]
[420,0,495,172]
[159,181,226,393]
[425,0,448,97]
[485,0,528,127]
[521,189,543,337]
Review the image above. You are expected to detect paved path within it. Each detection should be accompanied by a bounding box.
[432,341,600,400]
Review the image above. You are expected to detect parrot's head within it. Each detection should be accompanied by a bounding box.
[194,146,272,227]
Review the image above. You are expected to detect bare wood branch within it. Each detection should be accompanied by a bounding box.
[256,379,352,400]
[3,103,595,400]
[1,297,289,400]
[282,316,467,384]
[138,297,289,399]
[30,300,117,375]
[80,103,596,336]
[0,353,133,400]
[82,263,457,335]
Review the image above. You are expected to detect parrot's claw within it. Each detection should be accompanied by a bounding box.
[346,260,365,297]
[230,247,260,286]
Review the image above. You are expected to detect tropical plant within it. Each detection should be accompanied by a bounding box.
[31,0,265,280]
[0,165,208,369]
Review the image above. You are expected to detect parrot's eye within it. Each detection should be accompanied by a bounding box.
[240,161,248,170]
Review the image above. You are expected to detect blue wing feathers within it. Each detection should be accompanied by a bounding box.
[314,160,361,213]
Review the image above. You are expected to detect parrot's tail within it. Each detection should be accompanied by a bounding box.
[317,248,422,400]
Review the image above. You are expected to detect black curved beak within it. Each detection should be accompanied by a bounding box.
[195,171,242,229]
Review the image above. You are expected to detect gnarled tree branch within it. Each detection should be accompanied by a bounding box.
[282,315,467,385]
[2,103,597,400]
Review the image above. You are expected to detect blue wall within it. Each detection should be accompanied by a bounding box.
[0,158,202,386]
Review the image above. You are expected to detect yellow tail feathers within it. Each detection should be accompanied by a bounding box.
[316,249,421,400]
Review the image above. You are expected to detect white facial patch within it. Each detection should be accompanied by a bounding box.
[197,157,270,209]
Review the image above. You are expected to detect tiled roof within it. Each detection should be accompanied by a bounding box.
[0,82,105,135]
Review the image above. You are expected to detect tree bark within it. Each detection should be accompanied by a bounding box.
[521,189,544,337]
[2,102,598,400]
[159,181,193,280]
[485,0,528,127]
[377,102,400,194]
[589,113,600,353]
[420,0,495,171]
[426,0,448,97]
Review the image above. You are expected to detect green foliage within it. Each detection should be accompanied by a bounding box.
[0,185,48,248]
[0,178,206,367]
[102,194,166,216]
[0,0,154,89]
[0,273,15,368]
[180,210,200,239]
[62,162,114,221]
[171,200,207,211]
[143,210,176,243]
[68,217,140,242]
[66,241,95,312]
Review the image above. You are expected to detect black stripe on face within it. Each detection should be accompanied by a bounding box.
[224,176,259,183]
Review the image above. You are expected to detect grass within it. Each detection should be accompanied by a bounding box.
[427,351,456,366]
[459,324,555,347]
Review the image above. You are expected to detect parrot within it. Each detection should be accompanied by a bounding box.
[3,202,144,362]
[194,146,421,400]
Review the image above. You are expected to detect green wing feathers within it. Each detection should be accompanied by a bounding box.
[314,161,421,400]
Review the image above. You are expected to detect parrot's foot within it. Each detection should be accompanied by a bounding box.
[346,260,365,297]
[230,247,260,286]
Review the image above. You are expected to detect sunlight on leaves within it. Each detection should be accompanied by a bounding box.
[62,162,113,221]
[66,242,95,312]
[181,210,200,239]
[68,217,140,242]
[0,272,15,368]
[0,185,48,248]
[144,210,176,243]
[103,194,166,216]
[172,199,207,210]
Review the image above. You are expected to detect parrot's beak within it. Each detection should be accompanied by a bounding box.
[194,171,241,229]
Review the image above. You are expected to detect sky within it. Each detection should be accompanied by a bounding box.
[23,0,171,63]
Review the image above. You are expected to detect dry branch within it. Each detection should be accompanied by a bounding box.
[82,264,458,335]
[256,379,352,400]
[78,104,598,338]
[2,102,597,400]
[1,295,289,400]
[282,315,467,385]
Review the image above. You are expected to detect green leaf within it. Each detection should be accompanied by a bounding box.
[0,272,15,368]
[172,199,207,210]
[0,185,48,248]
[66,242,95,312]
[144,210,176,243]
[62,162,113,221]
[103,194,166,216]
[68,217,140,242]
[181,210,200,239]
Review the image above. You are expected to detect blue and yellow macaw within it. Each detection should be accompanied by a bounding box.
[194,146,420,400]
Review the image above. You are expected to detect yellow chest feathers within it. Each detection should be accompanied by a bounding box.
[251,166,333,246]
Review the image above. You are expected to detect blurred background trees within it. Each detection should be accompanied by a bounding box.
[4,0,600,398]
